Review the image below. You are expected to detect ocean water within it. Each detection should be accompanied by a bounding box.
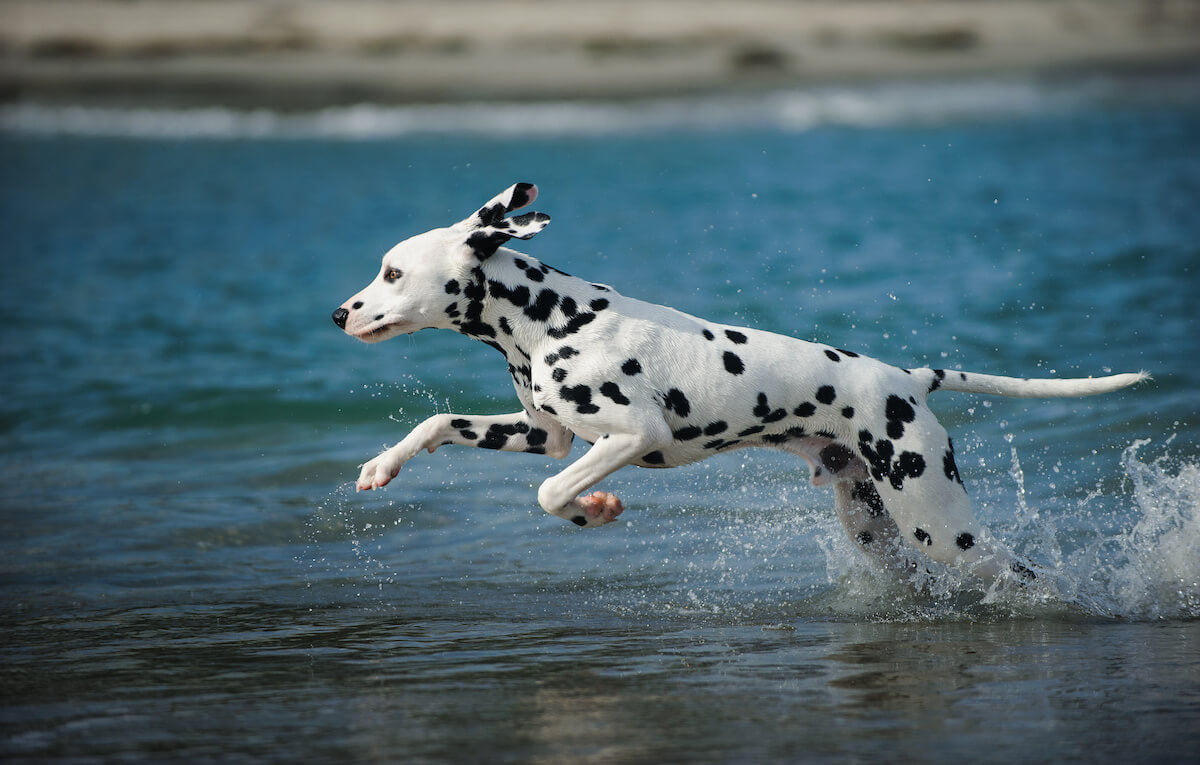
[1,73,1198,763]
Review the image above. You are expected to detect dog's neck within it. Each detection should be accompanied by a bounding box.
[450,250,611,371]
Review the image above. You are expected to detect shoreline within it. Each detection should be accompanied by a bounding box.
[2,0,1199,109]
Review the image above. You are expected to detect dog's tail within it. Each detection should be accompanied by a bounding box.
[919,368,1150,398]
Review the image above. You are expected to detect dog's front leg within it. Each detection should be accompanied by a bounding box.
[536,431,662,528]
[357,411,572,491]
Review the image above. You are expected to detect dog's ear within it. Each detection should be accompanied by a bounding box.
[456,183,550,260]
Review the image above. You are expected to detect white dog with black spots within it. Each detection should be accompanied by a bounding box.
[332,183,1148,584]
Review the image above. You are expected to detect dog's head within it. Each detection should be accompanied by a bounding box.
[332,183,549,342]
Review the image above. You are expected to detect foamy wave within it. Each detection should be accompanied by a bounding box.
[3,72,1194,139]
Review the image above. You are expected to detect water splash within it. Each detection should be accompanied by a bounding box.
[1060,438,1200,620]
[299,430,1197,624]
[812,437,1200,622]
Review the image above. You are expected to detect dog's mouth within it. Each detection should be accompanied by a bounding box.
[355,321,405,343]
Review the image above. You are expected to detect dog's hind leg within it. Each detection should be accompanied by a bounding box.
[831,479,911,570]
[856,405,1036,583]
[786,438,910,570]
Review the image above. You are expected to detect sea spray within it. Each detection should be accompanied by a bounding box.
[1083,438,1200,619]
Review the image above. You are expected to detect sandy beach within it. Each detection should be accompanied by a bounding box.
[1,0,1198,107]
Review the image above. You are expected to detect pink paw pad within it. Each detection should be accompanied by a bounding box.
[569,491,624,526]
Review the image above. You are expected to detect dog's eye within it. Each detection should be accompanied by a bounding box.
[384,268,403,283]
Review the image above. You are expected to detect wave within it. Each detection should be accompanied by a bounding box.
[3,71,1196,139]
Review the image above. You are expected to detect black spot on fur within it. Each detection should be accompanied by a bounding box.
[662,388,691,418]
[891,451,926,490]
[704,438,740,451]
[723,352,745,375]
[508,183,534,210]
[525,289,559,322]
[858,432,894,482]
[544,345,578,366]
[451,418,472,429]
[841,406,855,419]
[816,386,836,405]
[559,296,577,317]
[702,329,715,341]
[703,421,728,436]
[825,349,841,362]
[488,280,530,307]
[885,394,917,439]
[673,426,702,441]
[856,531,874,546]
[560,385,600,414]
[850,481,885,517]
[600,382,630,405]
[459,319,496,338]
[886,394,916,423]
[590,298,610,312]
[836,348,860,358]
[479,421,529,450]
[956,532,975,550]
[752,393,787,423]
[943,439,964,486]
[929,368,946,393]
[642,451,665,465]
[737,425,765,437]
[724,330,748,344]
[552,368,567,383]
[914,528,931,545]
[793,402,816,417]
[444,279,461,295]
[820,443,855,473]
[621,358,642,376]
[548,312,596,339]
[571,516,587,527]
[477,202,506,227]
[467,229,510,259]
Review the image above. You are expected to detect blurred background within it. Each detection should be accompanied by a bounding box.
[2,0,1198,109]
[2,2,1198,763]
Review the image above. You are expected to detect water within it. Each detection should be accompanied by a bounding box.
[2,73,1198,762]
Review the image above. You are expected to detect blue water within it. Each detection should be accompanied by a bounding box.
[2,74,1199,762]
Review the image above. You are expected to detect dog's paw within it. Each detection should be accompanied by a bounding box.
[356,451,405,491]
[565,491,624,528]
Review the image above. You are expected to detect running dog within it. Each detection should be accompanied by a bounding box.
[332,183,1147,582]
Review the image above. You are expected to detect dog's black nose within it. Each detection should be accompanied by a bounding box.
[332,307,349,329]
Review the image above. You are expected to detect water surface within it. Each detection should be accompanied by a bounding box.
[2,73,1198,762]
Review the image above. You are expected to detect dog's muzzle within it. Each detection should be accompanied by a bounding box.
[332,307,349,329]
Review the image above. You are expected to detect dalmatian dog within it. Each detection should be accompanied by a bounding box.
[332,183,1148,583]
